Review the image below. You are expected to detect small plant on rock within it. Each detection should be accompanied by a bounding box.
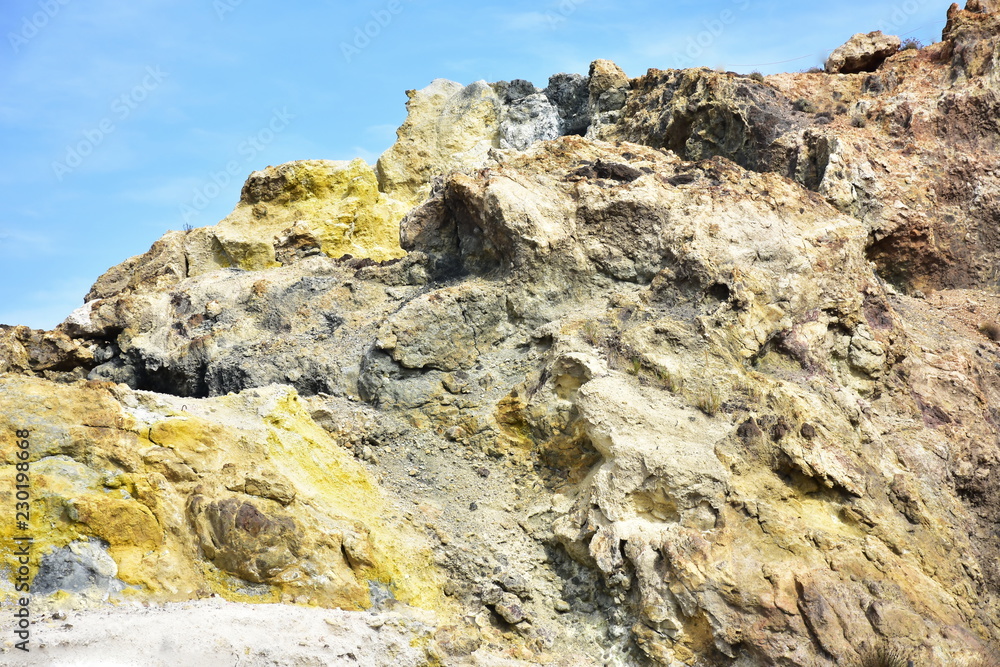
[748,71,765,83]
[657,368,683,393]
[696,387,723,416]
[901,37,923,51]
[581,321,602,346]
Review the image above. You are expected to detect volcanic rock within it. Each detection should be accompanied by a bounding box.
[825,30,902,74]
[6,2,1000,664]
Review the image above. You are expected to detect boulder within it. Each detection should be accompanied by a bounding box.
[206,159,408,272]
[825,30,901,73]
[966,0,1000,13]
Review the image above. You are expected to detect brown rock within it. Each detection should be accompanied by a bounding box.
[825,31,901,74]
[966,0,1000,12]
[0,325,94,379]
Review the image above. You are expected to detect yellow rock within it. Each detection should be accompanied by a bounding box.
[0,376,448,613]
[377,79,502,207]
[192,159,409,274]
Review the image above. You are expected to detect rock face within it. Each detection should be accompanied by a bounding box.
[376,79,504,207]
[371,6,1000,298]
[0,376,444,610]
[86,159,407,302]
[5,2,1000,665]
[0,325,94,380]
[210,159,409,270]
[376,66,629,207]
[825,31,902,74]
[966,0,1000,14]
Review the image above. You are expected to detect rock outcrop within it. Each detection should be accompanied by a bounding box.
[86,159,407,303]
[5,1,1000,665]
[0,325,95,380]
[825,30,902,74]
[371,6,1000,297]
[0,375,445,610]
[376,63,629,207]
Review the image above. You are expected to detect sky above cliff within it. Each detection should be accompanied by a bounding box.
[1,0,950,329]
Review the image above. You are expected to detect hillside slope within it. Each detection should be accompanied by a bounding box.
[3,2,1000,665]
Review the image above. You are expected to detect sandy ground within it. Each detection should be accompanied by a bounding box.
[0,598,514,667]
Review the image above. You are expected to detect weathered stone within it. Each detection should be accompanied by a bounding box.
[544,72,591,136]
[208,159,408,272]
[499,92,561,151]
[965,0,1000,13]
[588,59,628,102]
[186,495,302,584]
[0,377,446,610]
[32,539,123,597]
[86,231,189,301]
[482,585,528,624]
[603,68,802,171]
[587,59,630,136]
[0,325,94,379]
[8,3,1000,663]
[84,160,407,305]
[825,31,901,74]
[376,79,502,207]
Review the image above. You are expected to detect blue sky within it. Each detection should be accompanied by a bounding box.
[1,0,950,329]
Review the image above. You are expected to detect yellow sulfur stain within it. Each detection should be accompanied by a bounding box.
[0,377,448,616]
[256,391,447,610]
[203,159,410,273]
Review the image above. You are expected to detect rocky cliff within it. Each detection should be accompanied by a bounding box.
[4,2,1000,665]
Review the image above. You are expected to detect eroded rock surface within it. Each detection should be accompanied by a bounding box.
[4,2,1000,665]
[86,159,407,302]
[0,377,445,610]
[825,30,902,74]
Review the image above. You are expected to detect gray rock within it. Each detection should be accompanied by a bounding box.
[33,539,124,596]
[544,73,591,136]
[492,78,538,104]
[500,93,562,151]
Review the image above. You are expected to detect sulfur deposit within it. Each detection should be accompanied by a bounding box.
[4,2,1000,665]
